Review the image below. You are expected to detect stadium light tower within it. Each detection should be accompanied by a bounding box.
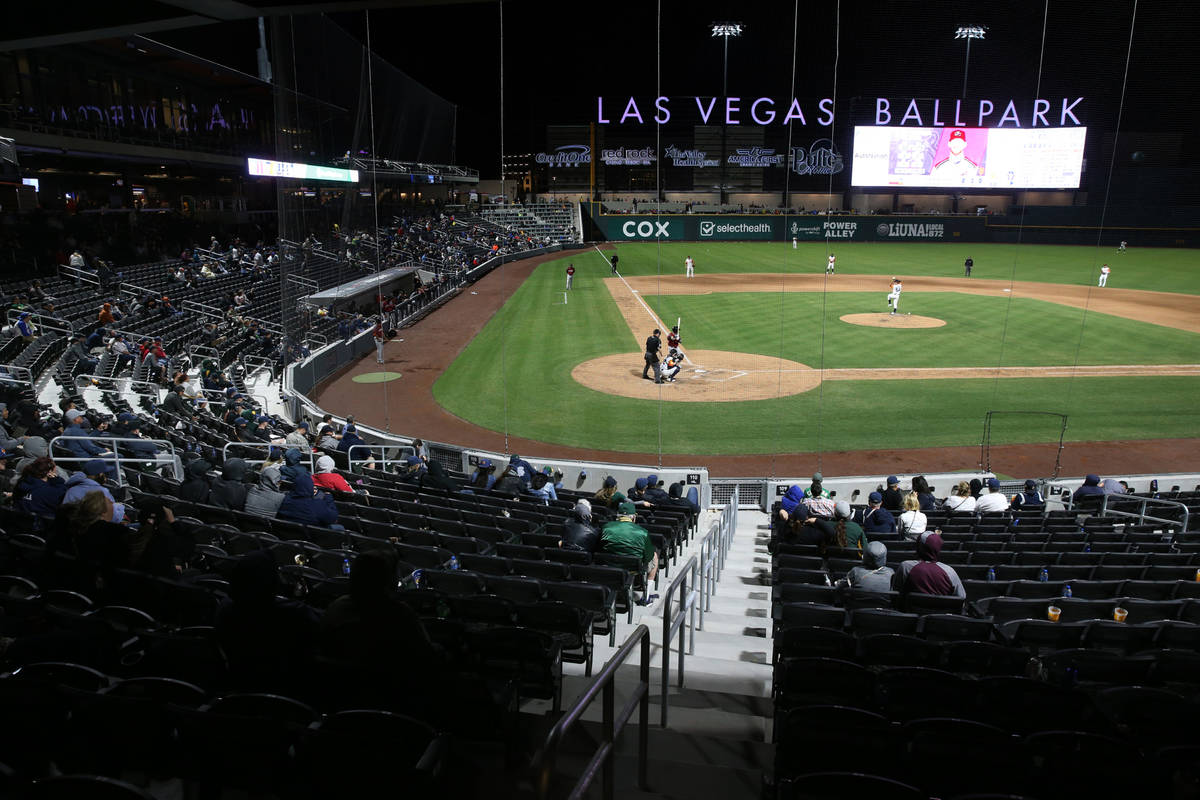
[711,22,744,204]
[955,25,987,99]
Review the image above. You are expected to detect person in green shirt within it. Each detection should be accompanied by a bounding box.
[809,500,868,552]
[600,502,659,604]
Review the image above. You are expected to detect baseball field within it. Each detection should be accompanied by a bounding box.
[431,241,1200,458]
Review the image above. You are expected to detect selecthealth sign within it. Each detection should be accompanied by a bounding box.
[600,214,984,241]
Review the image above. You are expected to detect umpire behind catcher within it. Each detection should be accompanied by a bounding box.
[642,328,662,382]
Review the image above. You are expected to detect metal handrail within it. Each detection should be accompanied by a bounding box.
[50,436,182,484]
[532,624,651,800]
[241,354,275,377]
[347,444,415,472]
[6,309,74,335]
[660,554,698,728]
[188,344,220,363]
[221,441,315,471]
[0,365,34,388]
[181,299,226,320]
[58,265,100,286]
[1090,492,1190,532]
[73,373,161,398]
[199,387,271,411]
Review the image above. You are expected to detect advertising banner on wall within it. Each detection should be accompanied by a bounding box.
[593,212,990,242]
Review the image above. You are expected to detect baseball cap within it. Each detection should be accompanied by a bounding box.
[653,328,660,334]
[604,476,617,488]
[319,425,334,434]
[316,455,335,473]
[574,499,591,516]
[671,325,678,332]
[478,458,492,469]
[987,477,1001,491]
[812,472,823,482]
[257,415,271,424]
[1024,479,1038,489]
[868,491,883,503]
[886,475,899,486]
[950,129,966,141]
[835,501,851,519]
[635,478,648,490]
[543,466,553,475]
[297,422,309,430]
[83,459,107,475]
[234,417,248,427]
[647,474,658,485]
[405,455,422,466]
[617,502,637,515]
[117,412,136,423]
[65,408,83,422]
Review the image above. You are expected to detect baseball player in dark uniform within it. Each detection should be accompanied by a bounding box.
[667,326,681,352]
[964,256,973,277]
[610,253,619,275]
[565,264,575,290]
[643,328,662,382]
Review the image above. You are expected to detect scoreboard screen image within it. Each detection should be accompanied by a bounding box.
[850,126,1086,189]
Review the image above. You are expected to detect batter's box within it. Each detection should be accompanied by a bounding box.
[685,367,749,382]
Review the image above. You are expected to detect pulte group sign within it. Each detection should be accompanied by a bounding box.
[594,213,991,243]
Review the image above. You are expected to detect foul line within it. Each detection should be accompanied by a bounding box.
[598,252,697,366]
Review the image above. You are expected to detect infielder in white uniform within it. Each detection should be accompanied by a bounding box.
[1118,241,1127,253]
[1098,265,1110,287]
[887,278,903,315]
[684,256,694,278]
[792,236,798,249]
[826,254,836,275]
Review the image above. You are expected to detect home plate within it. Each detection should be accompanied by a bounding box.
[1003,289,1012,292]
[694,369,707,374]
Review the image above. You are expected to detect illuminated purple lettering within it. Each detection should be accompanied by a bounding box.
[209,103,228,131]
[931,99,945,126]
[783,98,807,125]
[817,98,834,126]
[654,96,670,123]
[998,100,1020,127]
[597,96,610,124]
[620,97,643,124]
[1061,97,1082,125]
[725,97,741,125]
[695,96,717,124]
[750,97,775,125]
[874,98,891,125]
[977,100,994,126]
[900,99,922,126]
[954,100,965,127]
[1032,99,1050,127]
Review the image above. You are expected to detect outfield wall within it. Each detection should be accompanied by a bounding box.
[589,209,1200,247]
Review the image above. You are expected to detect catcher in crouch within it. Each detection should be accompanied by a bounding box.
[659,351,683,382]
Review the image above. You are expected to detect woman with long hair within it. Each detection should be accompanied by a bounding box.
[897,491,929,541]
[943,481,977,513]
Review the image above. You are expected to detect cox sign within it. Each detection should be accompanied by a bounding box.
[620,219,675,239]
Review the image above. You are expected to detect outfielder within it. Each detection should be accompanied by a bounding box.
[1118,241,1127,253]
[1098,264,1111,287]
[565,263,575,290]
[826,253,836,275]
[684,256,694,277]
[887,278,903,315]
[792,236,798,249]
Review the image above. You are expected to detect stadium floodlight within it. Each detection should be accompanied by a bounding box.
[955,25,987,98]
[711,22,744,204]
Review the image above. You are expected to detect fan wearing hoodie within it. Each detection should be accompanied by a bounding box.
[12,437,69,483]
[312,455,353,493]
[561,499,600,552]
[209,458,249,510]
[14,456,67,519]
[279,448,309,483]
[179,459,213,503]
[894,533,966,599]
[244,466,286,518]
[839,541,895,593]
[278,473,342,529]
[1072,474,1106,505]
[63,459,125,523]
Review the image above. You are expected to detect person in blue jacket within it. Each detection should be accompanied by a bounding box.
[13,456,67,520]
[336,423,366,454]
[1072,474,1106,505]
[779,484,805,520]
[856,492,898,534]
[280,447,309,483]
[277,472,342,529]
[63,459,125,522]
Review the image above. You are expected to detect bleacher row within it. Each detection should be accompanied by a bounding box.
[478,204,578,243]
[769,498,1200,800]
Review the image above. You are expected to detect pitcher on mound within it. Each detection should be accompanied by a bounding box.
[887,278,903,315]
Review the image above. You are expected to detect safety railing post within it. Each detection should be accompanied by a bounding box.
[638,632,649,790]
[602,680,615,800]
[661,595,671,728]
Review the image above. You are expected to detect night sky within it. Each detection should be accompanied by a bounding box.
[149,0,1198,177]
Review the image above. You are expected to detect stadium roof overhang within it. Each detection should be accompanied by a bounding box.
[2,0,492,52]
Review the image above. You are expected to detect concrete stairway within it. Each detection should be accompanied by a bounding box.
[524,506,776,798]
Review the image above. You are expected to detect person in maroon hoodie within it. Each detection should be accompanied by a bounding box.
[893,532,965,598]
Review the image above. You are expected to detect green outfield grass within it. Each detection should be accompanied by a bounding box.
[432,242,1200,455]
[611,241,1200,295]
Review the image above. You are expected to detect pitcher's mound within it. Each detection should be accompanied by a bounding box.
[841,313,946,329]
[572,349,821,402]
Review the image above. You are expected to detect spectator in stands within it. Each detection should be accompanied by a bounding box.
[62,415,115,464]
[894,533,965,599]
[881,475,904,512]
[97,302,117,325]
[209,458,249,511]
[968,478,983,499]
[528,467,558,504]
[63,460,124,522]
[12,437,67,484]
[248,416,275,443]
[1009,479,1044,510]
[897,492,928,541]
[45,490,129,588]
[1072,474,1105,505]
[942,481,976,513]
[316,425,340,451]
[84,328,107,352]
[313,455,353,493]
[856,492,897,533]
[809,501,867,552]
[777,484,805,523]
[490,461,522,495]
[67,334,99,374]
[0,403,26,451]
[160,385,196,421]
[336,423,366,455]
[69,250,86,269]
[837,541,894,593]
[278,472,342,529]
[803,472,830,499]
[245,466,286,518]
[284,421,311,449]
[912,476,939,511]
[976,478,1010,514]
[13,456,67,521]
[506,454,536,488]
[15,311,36,343]
[601,502,659,604]
[561,499,600,552]
[280,448,309,483]
[667,482,702,516]
[178,459,213,503]
[215,551,319,693]
[466,458,496,491]
[420,460,455,492]
[114,414,161,461]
